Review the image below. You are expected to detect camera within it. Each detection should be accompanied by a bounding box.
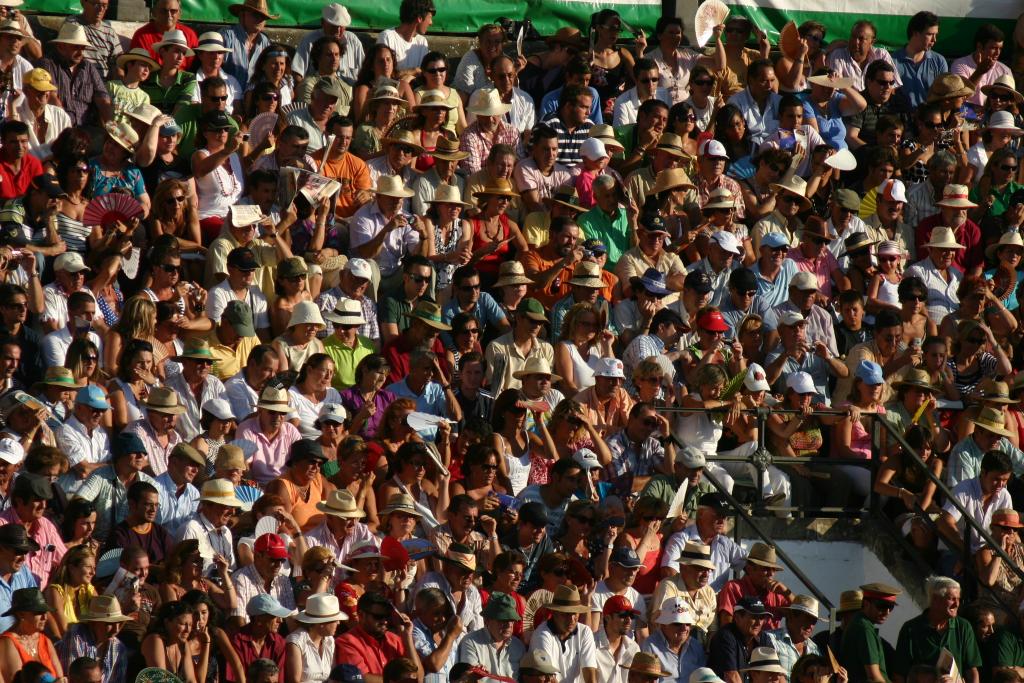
[495,17,541,43]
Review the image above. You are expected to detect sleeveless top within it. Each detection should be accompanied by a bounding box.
[415,129,437,172]
[559,341,597,392]
[591,56,629,114]
[52,582,97,627]
[0,631,57,677]
[433,220,463,292]
[285,630,334,683]
[674,392,722,451]
[273,335,325,372]
[877,276,900,308]
[56,213,91,253]
[278,475,327,531]
[496,432,531,496]
[96,286,124,327]
[201,436,224,477]
[470,215,511,276]
[113,377,149,424]
[194,150,244,220]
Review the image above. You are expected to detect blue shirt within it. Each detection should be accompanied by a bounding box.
[441,292,507,348]
[764,344,833,402]
[539,85,603,125]
[413,618,461,683]
[812,95,849,150]
[642,630,706,683]
[892,48,949,110]
[750,259,797,312]
[727,89,816,151]
[386,379,447,441]
[0,565,37,632]
[155,472,200,537]
[218,24,270,91]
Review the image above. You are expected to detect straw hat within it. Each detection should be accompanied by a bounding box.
[769,175,812,210]
[975,406,1015,438]
[316,490,366,519]
[892,369,938,394]
[651,168,696,196]
[371,84,405,104]
[373,174,415,199]
[545,584,589,613]
[513,356,563,382]
[545,26,584,48]
[703,187,737,210]
[654,132,688,158]
[567,261,605,288]
[494,261,534,287]
[79,595,132,623]
[194,31,231,54]
[992,508,1024,529]
[547,185,584,212]
[116,47,159,71]
[199,478,243,507]
[678,541,715,570]
[621,653,672,678]
[126,103,163,127]
[405,300,452,331]
[143,387,188,415]
[788,595,822,620]
[937,184,978,209]
[34,367,84,391]
[324,297,367,326]
[382,129,424,154]
[152,29,195,56]
[257,386,292,413]
[473,178,519,200]
[588,123,625,153]
[927,74,974,103]
[380,492,422,517]
[215,445,245,471]
[922,226,965,250]
[746,542,783,569]
[467,88,511,117]
[228,0,279,20]
[987,230,1024,260]
[296,593,346,623]
[977,378,1016,405]
[432,136,469,161]
[427,183,472,208]
[437,542,478,573]
[742,648,789,675]
[982,74,1024,104]
[175,338,215,362]
[50,23,95,48]
[838,589,863,613]
[808,73,854,90]
[286,301,325,329]
[414,89,455,111]
[104,121,139,153]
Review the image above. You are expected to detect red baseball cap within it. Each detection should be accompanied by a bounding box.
[603,594,641,616]
[697,310,730,333]
[254,533,288,559]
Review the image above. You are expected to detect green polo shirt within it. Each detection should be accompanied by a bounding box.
[142,70,198,116]
[323,334,375,390]
[893,613,981,678]
[578,206,630,267]
[640,475,714,521]
[985,627,1024,670]
[841,612,889,682]
[969,181,1024,218]
[176,103,241,159]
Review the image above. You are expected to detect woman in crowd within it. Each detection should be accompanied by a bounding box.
[244,81,283,121]
[161,540,236,614]
[365,398,417,478]
[939,275,1018,340]
[107,339,158,430]
[245,44,294,110]
[180,590,238,683]
[43,544,97,638]
[142,600,202,683]
[739,147,789,224]
[444,313,483,374]
[140,121,191,195]
[59,498,97,550]
[874,425,943,553]
[417,52,466,134]
[555,303,614,395]
[149,179,204,259]
[190,400,237,473]
[423,185,472,298]
[976,508,1024,609]
[191,112,245,243]
[712,105,751,171]
[468,180,528,289]
[965,111,1023,185]
[553,499,599,569]
[54,155,92,253]
[618,496,668,596]
[984,229,1024,315]
[409,92,455,173]
[831,361,889,501]
[288,353,341,431]
[65,339,107,392]
[684,66,718,131]
[264,437,332,532]
[350,44,414,124]
[449,443,506,508]
[339,355,396,439]
[376,439,447,526]
[274,302,327,372]
[285,594,345,683]
[0,589,62,682]
[589,9,641,119]
[351,84,405,158]
[104,296,159,377]
[947,320,1013,398]
[897,277,938,348]
[490,389,537,496]
[89,122,151,217]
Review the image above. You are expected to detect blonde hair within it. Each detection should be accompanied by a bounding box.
[51,544,96,587]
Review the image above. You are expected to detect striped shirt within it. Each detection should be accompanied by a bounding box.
[37,57,110,128]
[542,116,594,167]
[62,15,123,78]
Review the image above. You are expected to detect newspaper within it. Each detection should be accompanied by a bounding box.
[278,166,342,208]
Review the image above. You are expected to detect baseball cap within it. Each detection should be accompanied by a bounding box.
[778,310,806,326]
[227,247,259,271]
[697,310,729,332]
[582,238,607,255]
[785,371,816,394]
[877,178,907,203]
[603,594,640,616]
[76,385,111,411]
[518,502,549,527]
[655,597,697,624]
[698,492,729,513]
[0,438,23,465]
[675,446,706,469]
[759,232,789,249]
[743,363,771,392]
[611,546,642,568]
[55,252,89,273]
[112,432,146,459]
[254,533,289,560]
[855,360,885,386]
[328,666,365,683]
[202,398,234,422]
[685,270,714,294]
[711,231,741,255]
[790,271,819,291]
[700,139,729,159]
[223,300,256,337]
[580,137,609,161]
[730,268,757,292]
[735,596,772,616]
[13,473,52,501]
[246,593,298,618]
[344,258,372,280]
[29,173,66,199]
[572,448,602,471]
[200,110,233,131]
[833,188,861,211]
[160,121,182,137]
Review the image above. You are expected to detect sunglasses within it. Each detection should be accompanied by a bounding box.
[408,274,430,284]
[990,92,1013,102]
[740,289,757,297]
[396,145,418,155]
[639,77,659,84]
[159,264,181,273]
[878,256,899,262]
[459,327,480,335]
[424,67,447,74]
[1001,164,1019,172]
[967,335,987,344]
[778,194,801,204]
[166,195,186,204]
[614,612,635,619]
[260,93,279,101]
[872,600,896,612]
[208,95,228,102]
[994,524,1019,531]
[480,464,499,472]
[83,355,99,362]
[459,283,481,291]
[920,120,941,129]
[692,79,714,87]
[875,79,896,88]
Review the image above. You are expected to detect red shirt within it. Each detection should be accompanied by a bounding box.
[915,214,984,273]
[335,625,406,675]
[227,627,287,682]
[382,334,448,385]
[716,574,792,630]
[0,155,43,200]
[129,22,198,69]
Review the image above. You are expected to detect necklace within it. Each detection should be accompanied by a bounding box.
[15,632,39,658]
[212,156,239,198]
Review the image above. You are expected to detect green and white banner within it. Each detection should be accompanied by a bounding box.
[723,0,1019,56]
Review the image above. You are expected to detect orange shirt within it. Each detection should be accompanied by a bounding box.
[319,151,372,219]
[520,247,574,309]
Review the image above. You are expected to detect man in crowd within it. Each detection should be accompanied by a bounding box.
[38,24,113,128]
[291,3,364,82]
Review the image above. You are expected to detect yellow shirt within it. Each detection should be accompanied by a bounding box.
[207,331,260,381]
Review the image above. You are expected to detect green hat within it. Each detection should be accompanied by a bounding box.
[223,300,256,338]
[170,443,207,468]
[4,588,52,616]
[136,669,184,683]
[175,338,215,362]
[279,256,309,280]
[481,592,521,621]
[515,298,547,323]
[832,188,861,212]
[405,301,451,331]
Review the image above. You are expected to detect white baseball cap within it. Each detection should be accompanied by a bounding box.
[593,357,626,379]
[572,448,602,470]
[55,252,90,273]
[877,178,908,204]
[743,363,771,392]
[344,258,373,280]
[700,139,729,159]
[321,3,351,26]
[580,137,609,161]
[655,597,697,625]
[0,437,24,465]
[711,231,741,255]
[202,398,234,422]
[675,446,706,469]
[786,372,816,395]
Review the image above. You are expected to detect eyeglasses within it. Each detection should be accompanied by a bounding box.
[640,77,659,84]
[2,302,27,310]
[878,256,898,262]
[1002,164,1019,172]
[166,195,186,204]
[424,67,447,74]
[408,274,430,284]
[613,612,635,619]
[875,79,896,88]
[805,33,824,43]
[990,92,1013,102]
[460,327,480,335]
[480,464,499,472]
[365,611,391,620]
[459,283,481,291]
[872,600,896,612]
[159,264,181,273]
[692,79,714,87]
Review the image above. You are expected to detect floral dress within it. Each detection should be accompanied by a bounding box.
[433,221,463,292]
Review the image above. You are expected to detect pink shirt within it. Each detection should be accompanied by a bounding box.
[786,247,841,297]
[951,55,1012,106]
[0,510,67,589]
[127,419,181,477]
[236,417,301,485]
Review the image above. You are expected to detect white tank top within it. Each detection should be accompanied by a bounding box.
[673,391,722,451]
[194,149,244,220]
[497,432,531,496]
[561,341,598,392]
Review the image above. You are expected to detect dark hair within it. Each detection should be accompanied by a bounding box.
[245,80,282,120]
[68,658,101,681]
[550,456,582,478]
[181,588,221,630]
[147,601,193,636]
[650,308,684,333]
[460,416,493,442]
[354,353,390,384]
[310,35,345,70]
[200,77,227,96]
[982,450,1013,474]
[974,24,1004,47]
[420,50,447,70]
[355,44,399,87]
[67,291,94,315]
[451,266,479,288]
[458,351,484,371]
[247,168,278,190]
[402,254,432,273]
[0,120,28,139]
[55,154,92,195]
[463,443,499,472]
[247,343,277,368]
[450,313,476,335]
[550,216,578,236]
[531,123,558,146]
[907,11,939,38]
[128,480,159,503]
[590,9,620,35]
[15,662,52,683]
[747,58,774,82]
[279,125,310,144]
[863,145,898,168]
[565,56,591,77]
[559,84,591,110]
[398,0,435,24]
[328,114,354,131]
[0,284,26,306]
[837,290,864,307]
[357,590,391,612]
[633,57,658,76]
[51,128,92,160]
[493,550,527,573]
[60,498,96,542]
[295,353,334,387]
[778,94,805,116]
[654,16,684,38]
[447,494,479,517]
[491,388,527,431]
[382,658,419,683]
[669,101,697,134]
[874,310,902,330]
[865,59,896,81]
[903,425,935,452]
[638,98,670,119]
[876,115,904,135]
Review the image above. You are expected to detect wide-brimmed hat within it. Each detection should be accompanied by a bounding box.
[545,26,584,48]
[405,300,451,331]
[116,47,159,71]
[838,589,863,613]
[654,132,689,158]
[588,124,625,153]
[746,542,783,569]
[383,129,425,154]
[104,121,139,153]
[769,175,812,210]
[194,31,231,53]
[473,178,519,200]
[0,19,22,38]
[922,226,965,250]
[546,185,584,212]
[567,261,604,288]
[371,84,405,104]
[841,232,877,256]
[986,230,1024,260]
[278,256,309,280]
[228,0,279,20]
[152,29,195,56]
[143,386,188,415]
[431,137,469,161]
[0,524,39,554]
[381,492,422,517]
[414,89,455,111]
[50,23,94,48]
[807,73,854,90]
[175,338,215,362]
[978,378,1016,405]
[467,88,510,117]
[788,595,822,620]
[982,74,1024,104]
[976,406,1015,438]
[494,260,534,287]
[679,541,716,570]
[438,542,478,573]
[927,74,974,102]
[651,167,696,196]
[125,103,163,129]
[892,368,938,394]
[513,356,562,382]
[199,478,243,507]
[316,490,366,519]
[3,588,51,616]
[287,301,326,328]
[801,216,834,242]
[427,183,472,208]
[992,508,1024,529]
[742,647,789,675]
[296,593,347,623]
[257,386,292,413]
[34,366,85,392]
[79,595,132,623]
[630,267,671,296]
[937,184,978,209]
[324,297,367,326]
[703,187,737,211]
[987,110,1024,136]
[373,174,415,199]
[621,653,672,678]
[545,584,589,613]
